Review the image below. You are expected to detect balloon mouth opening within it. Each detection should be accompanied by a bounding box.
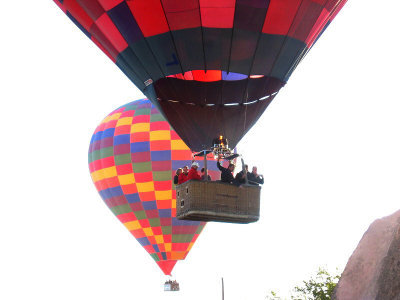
[166,70,264,82]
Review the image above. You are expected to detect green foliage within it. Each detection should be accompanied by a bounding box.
[266,267,341,300]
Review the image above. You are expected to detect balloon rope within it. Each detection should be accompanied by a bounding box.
[240,2,270,141]
[158,1,185,76]
[226,5,237,74]
[246,2,270,80]
[243,99,248,135]
[157,1,209,148]
[264,0,307,85]
[197,0,207,72]
[222,3,237,140]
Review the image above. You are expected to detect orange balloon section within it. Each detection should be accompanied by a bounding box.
[88,99,220,275]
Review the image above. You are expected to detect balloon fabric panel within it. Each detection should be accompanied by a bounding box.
[56,0,347,151]
[55,0,347,77]
[88,99,224,275]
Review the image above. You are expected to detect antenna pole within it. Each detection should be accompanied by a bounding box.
[241,157,248,185]
[222,277,224,300]
[204,150,208,181]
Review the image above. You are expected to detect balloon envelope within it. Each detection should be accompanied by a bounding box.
[88,99,222,275]
[57,0,347,151]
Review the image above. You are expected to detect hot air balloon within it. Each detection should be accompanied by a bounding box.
[55,0,347,152]
[88,99,224,275]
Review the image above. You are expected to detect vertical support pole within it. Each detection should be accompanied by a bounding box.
[222,277,224,300]
[204,150,208,181]
[241,157,248,185]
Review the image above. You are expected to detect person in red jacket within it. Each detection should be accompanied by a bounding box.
[173,168,182,185]
[187,162,201,181]
[178,166,189,184]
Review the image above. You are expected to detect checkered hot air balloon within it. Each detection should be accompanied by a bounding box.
[88,99,223,275]
[55,0,347,152]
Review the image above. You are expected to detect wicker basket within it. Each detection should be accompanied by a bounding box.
[176,180,260,223]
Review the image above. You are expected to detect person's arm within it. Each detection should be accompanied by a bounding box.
[217,160,224,171]
[217,154,224,171]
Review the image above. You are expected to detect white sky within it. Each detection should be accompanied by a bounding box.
[1,1,400,300]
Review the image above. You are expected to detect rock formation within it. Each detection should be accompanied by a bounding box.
[333,210,400,300]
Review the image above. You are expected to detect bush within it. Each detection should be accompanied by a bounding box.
[266,267,341,300]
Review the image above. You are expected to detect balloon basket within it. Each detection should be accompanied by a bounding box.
[164,279,180,292]
[176,180,260,223]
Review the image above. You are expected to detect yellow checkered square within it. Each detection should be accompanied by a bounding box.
[124,220,141,231]
[136,182,154,193]
[118,174,135,185]
[143,227,154,236]
[116,117,133,127]
[91,166,117,182]
[150,130,171,141]
[155,190,172,201]
[102,113,121,124]
[155,235,164,244]
[131,123,150,133]
[171,139,189,150]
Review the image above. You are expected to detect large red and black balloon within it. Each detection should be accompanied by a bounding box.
[56,0,347,151]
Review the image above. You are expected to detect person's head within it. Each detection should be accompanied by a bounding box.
[191,162,199,170]
[252,166,257,174]
[244,164,248,172]
[176,168,182,175]
[201,168,205,174]
[183,166,189,173]
[228,163,235,172]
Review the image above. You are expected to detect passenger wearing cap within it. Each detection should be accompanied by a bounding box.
[187,162,201,181]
